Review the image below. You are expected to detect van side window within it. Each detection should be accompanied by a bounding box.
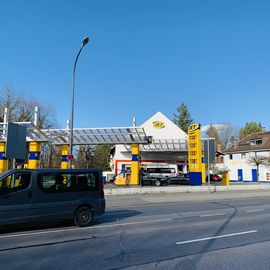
[38,173,75,193]
[0,172,31,194]
[75,173,99,191]
[37,172,99,193]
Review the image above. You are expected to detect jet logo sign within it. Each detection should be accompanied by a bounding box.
[153,121,165,129]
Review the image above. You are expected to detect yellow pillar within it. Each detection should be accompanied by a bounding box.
[61,145,69,169]
[27,142,41,169]
[130,144,140,185]
[0,142,8,174]
[222,172,230,186]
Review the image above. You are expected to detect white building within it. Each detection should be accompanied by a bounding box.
[223,132,270,182]
[110,112,188,176]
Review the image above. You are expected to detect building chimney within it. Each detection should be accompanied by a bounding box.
[234,140,238,150]
[217,143,223,152]
[216,144,223,164]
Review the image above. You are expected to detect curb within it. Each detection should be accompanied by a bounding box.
[104,184,270,196]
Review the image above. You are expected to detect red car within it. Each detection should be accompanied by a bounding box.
[206,174,222,182]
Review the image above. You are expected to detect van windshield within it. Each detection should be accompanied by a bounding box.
[0,172,31,194]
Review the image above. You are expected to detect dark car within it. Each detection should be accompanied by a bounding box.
[141,174,169,186]
[0,168,105,227]
[167,173,190,185]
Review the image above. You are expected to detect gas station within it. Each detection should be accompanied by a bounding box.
[0,107,229,186]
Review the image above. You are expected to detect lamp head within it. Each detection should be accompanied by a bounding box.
[82,37,89,47]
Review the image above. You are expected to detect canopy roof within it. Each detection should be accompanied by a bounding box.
[123,139,187,152]
[0,122,150,145]
[42,127,150,145]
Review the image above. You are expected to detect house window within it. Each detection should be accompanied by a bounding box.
[229,154,233,160]
[241,153,246,159]
[250,139,263,146]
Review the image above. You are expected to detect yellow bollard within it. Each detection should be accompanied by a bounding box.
[201,163,206,184]
[61,145,69,169]
[222,172,230,186]
[0,142,8,174]
[27,142,41,169]
[130,144,140,185]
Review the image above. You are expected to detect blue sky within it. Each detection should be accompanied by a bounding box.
[1,0,270,130]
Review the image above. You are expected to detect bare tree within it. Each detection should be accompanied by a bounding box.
[218,123,239,150]
[0,87,58,168]
[40,144,62,168]
[0,87,57,128]
[206,125,222,145]
[75,145,96,168]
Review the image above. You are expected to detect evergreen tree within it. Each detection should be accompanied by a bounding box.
[173,102,194,133]
[239,122,263,139]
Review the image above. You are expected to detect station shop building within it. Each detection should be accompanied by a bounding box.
[110,112,188,176]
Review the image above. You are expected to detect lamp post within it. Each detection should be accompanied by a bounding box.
[69,36,89,168]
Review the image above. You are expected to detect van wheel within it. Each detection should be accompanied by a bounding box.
[74,206,93,227]
[155,180,161,186]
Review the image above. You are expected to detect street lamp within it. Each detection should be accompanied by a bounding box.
[69,36,89,168]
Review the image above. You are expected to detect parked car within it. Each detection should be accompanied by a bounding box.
[141,174,169,186]
[0,168,105,227]
[206,174,222,182]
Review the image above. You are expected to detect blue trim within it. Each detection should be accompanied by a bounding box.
[188,172,202,186]
[230,180,270,183]
[132,154,139,162]
[61,156,68,162]
[0,152,7,160]
[29,152,40,160]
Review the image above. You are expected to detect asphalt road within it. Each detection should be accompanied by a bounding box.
[2,197,270,269]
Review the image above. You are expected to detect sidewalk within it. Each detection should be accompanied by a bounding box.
[105,189,270,208]
[104,183,270,196]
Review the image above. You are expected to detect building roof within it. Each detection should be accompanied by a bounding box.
[224,131,270,153]
[140,111,188,140]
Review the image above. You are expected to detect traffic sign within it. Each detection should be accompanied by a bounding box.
[67,154,74,160]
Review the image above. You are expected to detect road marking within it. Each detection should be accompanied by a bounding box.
[176,230,258,245]
[0,218,173,240]
[231,202,261,206]
[200,213,225,217]
[245,209,265,213]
